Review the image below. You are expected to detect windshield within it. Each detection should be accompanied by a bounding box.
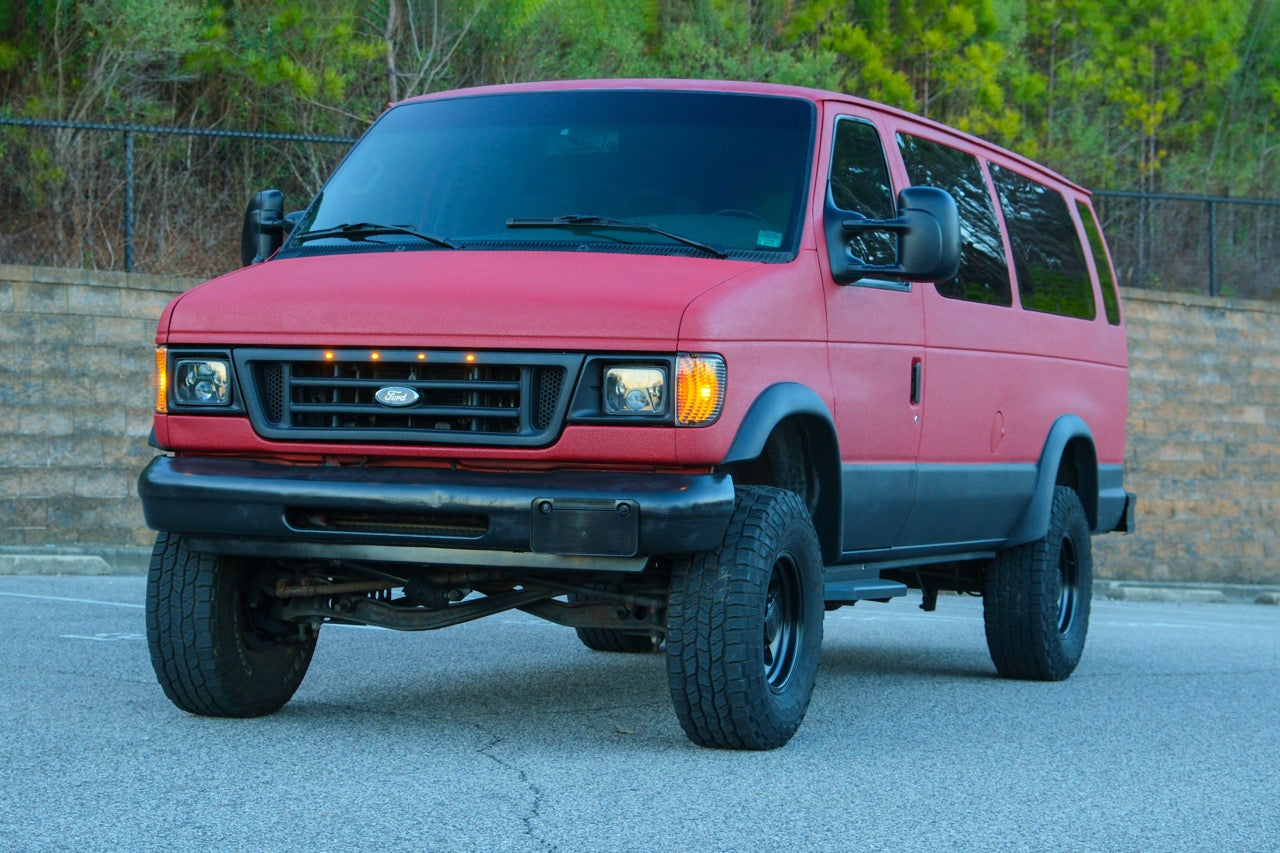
[281,89,816,261]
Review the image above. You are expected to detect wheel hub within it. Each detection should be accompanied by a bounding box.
[762,555,803,689]
[1057,537,1078,633]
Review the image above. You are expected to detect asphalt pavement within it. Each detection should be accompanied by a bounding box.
[1,574,1277,852]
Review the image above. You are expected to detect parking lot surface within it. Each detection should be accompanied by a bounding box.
[1,575,1277,851]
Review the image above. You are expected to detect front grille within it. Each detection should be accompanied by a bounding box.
[235,349,581,446]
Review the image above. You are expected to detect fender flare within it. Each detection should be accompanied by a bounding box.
[720,383,843,564]
[1006,414,1099,547]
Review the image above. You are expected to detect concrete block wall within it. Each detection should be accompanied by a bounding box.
[1093,289,1280,585]
[1,265,1277,584]
[0,264,191,550]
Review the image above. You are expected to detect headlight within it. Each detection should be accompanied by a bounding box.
[173,358,231,406]
[604,366,666,415]
[572,354,726,426]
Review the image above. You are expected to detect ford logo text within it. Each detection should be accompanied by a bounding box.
[374,386,420,407]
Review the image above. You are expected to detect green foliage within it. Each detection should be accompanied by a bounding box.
[0,0,1277,196]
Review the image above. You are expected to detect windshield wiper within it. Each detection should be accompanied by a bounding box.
[295,222,457,249]
[506,215,729,259]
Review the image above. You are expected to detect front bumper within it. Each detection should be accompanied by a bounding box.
[138,456,735,572]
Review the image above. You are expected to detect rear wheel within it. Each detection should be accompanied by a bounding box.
[569,587,659,653]
[146,532,317,716]
[666,486,823,750]
[983,486,1092,680]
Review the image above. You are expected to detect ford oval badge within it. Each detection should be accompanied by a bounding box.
[374,386,420,407]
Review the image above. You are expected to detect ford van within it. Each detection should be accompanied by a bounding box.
[140,79,1135,750]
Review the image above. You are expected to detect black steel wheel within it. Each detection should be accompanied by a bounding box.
[146,532,317,717]
[983,485,1093,680]
[763,552,805,689]
[666,486,823,750]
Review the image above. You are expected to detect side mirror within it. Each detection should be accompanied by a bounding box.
[240,189,285,266]
[825,186,961,285]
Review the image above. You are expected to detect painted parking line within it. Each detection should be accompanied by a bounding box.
[0,590,448,634]
[59,633,147,642]
[0,591,144,609]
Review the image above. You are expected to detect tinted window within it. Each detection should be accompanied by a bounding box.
[829,118,895,265]
[897,133,1011,306]
[1077,201,1121,325]
[989,164,1096,320]
[284,91,815,260]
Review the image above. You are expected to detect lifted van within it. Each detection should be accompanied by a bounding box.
[140,80,1134,750]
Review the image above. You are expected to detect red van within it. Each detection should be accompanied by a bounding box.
[140,79,1134,749]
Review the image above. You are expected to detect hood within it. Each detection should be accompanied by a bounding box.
[161,250,761,351]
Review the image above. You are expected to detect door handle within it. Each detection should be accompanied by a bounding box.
[910,358,922,405]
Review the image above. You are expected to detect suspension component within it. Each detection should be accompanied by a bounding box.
[403,579,469,609]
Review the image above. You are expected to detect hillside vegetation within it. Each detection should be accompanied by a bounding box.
[2,1,1278,281]
[4,0,1278,194]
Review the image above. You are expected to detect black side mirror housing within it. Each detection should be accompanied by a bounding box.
[241,189,285,266]
[825,186,961,285]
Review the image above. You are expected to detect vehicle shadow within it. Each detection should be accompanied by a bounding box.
[817,640,995,681]
[277,631,685,745]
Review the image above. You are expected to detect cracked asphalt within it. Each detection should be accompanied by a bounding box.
[2,574,1277,852]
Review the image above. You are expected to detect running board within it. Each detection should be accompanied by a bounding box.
[824,578,909,603]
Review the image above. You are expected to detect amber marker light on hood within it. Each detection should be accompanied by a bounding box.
[675,354,726,426]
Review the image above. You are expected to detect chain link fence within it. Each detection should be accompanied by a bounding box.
[2,117,1279,298]
[1093,190,1280,300]
[0,118,353,277]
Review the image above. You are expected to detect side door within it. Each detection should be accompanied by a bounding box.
[819,111,923,552]
[890,130,1032,547]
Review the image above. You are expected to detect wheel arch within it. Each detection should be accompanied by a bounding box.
[719,383,842,564]
[1007,414,1099,547]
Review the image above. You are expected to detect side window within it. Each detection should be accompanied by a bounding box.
[829,118,895,266]
[1076,201,1122,325]
[897,133,1012,306]
[989,163,1096,320]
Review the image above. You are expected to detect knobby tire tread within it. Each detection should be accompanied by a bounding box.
[666,486,822,750]
[146,532,315,717]
[984,486,1092,681]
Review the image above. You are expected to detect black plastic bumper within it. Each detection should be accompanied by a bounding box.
[138,456,735,569]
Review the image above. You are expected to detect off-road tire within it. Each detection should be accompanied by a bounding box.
[666,486,824,750]
[983,485,1092,680]
[146,532,317,717]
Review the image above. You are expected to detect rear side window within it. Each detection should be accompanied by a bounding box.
[829,118,896,266]
[989,164,1096,320]
[1076,201,1122,325]
[897,133,1011,306]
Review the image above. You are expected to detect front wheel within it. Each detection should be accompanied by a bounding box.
[983,486,1093,680]
[146,532,317,717]
[666,486,824,750]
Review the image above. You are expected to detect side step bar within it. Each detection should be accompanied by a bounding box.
[824,578,909,603]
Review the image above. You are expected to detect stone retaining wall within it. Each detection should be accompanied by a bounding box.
[1,264,1276,583]
[1093,289,1280,584]
[1,265,191,550]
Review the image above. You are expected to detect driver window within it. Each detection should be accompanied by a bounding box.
[830,118,896,266]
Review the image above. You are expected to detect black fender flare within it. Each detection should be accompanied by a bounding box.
[1006,414,1099,547]
[720,383,843,564]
